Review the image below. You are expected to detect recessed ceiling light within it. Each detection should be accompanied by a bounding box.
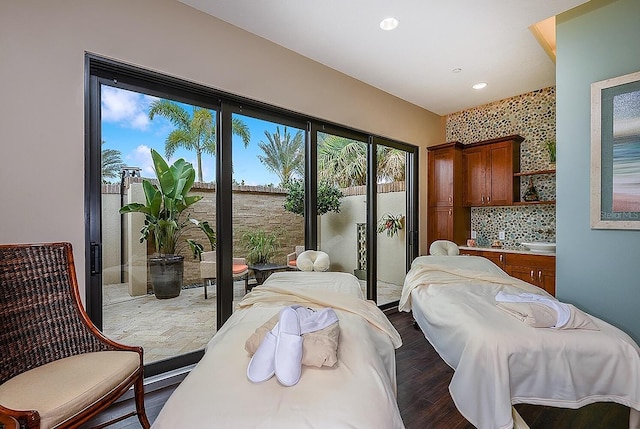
[452,68,463,73]
[379,17,399,31]
[472,82,488,90]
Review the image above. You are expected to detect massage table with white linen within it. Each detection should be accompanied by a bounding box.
[399,255,640,429]
[152,271,405,429]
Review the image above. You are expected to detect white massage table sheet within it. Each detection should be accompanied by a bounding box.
[152,271,405,429]
[399,256,640,429]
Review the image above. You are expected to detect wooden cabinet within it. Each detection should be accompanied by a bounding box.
[459,249,556,296]
[427,142,469,249]
[429,148,454,206]
[504,253,556,296]
[462,135,523,207]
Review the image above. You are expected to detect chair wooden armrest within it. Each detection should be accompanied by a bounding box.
[1,404,36,429]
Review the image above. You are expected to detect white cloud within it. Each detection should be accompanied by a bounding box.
[101,86,152,130]
[127,145,155,178]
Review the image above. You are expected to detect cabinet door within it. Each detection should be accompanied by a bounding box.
[486,141,516,206]
[463,147,486,206]
[482,251,506,270]
[428,207,453,245]
[504,253,556,295]
[429,148,454,207]
[507,265,537,286]
[537,268,556,296]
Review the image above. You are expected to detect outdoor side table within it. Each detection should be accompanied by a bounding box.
[247,263,289,291]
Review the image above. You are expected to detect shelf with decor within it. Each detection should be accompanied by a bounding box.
[514,168,556,205]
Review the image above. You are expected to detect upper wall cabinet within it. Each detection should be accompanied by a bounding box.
[428,142,463,207]
[462,135,523,207]
[427,142,469,248]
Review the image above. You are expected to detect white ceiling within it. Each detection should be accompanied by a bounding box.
[179,0,588,115]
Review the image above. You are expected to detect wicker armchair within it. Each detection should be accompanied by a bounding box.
[0,242,150,429]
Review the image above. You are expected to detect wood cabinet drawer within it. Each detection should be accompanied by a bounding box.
[504,253,555,270]
[459,249,506,269]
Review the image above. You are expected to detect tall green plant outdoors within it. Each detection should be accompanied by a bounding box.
[119,149,215,259]
[242,229,280,265]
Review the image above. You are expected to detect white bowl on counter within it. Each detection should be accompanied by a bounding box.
[521,242,556,253]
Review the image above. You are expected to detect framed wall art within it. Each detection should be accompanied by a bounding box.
[591,70,640,230]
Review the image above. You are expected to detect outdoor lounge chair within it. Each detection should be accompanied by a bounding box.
[0,242,150,429]
[286,246,305,270]
[200,251,249,298]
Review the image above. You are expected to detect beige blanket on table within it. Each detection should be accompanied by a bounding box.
[152,272,404,429]
[400,256,640,429]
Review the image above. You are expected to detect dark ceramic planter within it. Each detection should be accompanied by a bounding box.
[148,255,184,299]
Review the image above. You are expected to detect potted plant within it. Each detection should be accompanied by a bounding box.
[241,228,280,265]
[544,140,556,169]
[119,149,215,299]
[377,213,404,237]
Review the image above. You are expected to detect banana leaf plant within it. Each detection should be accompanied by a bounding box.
[119,148,215,259]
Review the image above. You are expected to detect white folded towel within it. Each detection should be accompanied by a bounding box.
[291,306,339,334]
[495,291,570,328]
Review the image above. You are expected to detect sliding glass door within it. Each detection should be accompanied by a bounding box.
[93,81,221,373]
[230,109,306,305]
[316,128,369,298]
[375,141,410,306]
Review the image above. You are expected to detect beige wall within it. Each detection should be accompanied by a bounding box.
[0,0,443,299]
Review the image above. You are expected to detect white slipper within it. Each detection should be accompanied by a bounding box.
[275,306,303,386]
[247,327,277,383]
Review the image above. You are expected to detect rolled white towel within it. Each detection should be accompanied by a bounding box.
[495,291,570,328]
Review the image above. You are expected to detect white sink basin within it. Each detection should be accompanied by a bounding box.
[521,242,556,253]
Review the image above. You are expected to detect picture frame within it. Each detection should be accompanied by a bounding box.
[590,70,640,230]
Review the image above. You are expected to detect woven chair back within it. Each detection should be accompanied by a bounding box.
[0,242,113,384]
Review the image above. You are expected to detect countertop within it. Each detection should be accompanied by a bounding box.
[458,246,556,256]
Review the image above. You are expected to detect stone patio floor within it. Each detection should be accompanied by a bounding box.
[102,277,402,364]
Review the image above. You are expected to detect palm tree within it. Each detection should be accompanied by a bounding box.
[257,126,304,186]
[377,146,406,183]
[317,134,405,187]
[101,141,124,183]
[318,134,367,187]
[148,100,251,182]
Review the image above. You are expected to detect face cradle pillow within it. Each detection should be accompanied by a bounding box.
[296,250,330,272]
[429,240,460,256]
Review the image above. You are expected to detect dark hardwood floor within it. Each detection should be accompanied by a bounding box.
[84,310,630,428]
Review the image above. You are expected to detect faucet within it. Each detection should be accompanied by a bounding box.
[536,228,555,240]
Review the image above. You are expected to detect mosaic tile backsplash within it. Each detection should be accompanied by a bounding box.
[446,87,556,249]
[471,205,556,249]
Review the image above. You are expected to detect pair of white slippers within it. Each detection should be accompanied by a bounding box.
[247,306,303,386]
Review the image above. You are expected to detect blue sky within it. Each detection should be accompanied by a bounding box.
[101,85,302,185]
